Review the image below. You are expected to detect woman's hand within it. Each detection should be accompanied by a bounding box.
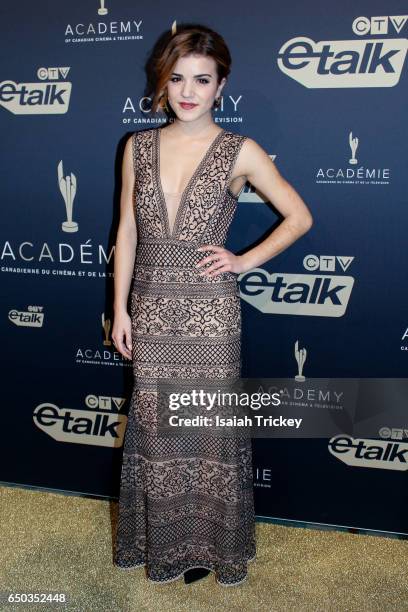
[112,310,132,360]
[195,244,248,278]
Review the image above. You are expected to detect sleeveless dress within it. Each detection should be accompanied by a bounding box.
[114,126,256,586]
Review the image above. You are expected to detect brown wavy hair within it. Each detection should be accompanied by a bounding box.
[151,24,232,114]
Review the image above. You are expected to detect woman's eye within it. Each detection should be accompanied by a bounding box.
[169,77,209,84]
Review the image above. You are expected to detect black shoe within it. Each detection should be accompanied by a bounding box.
[184,567,210,584]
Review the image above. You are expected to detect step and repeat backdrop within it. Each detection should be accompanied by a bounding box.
[1,1,407,533]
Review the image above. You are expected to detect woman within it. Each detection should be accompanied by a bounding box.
[112,24,313,586]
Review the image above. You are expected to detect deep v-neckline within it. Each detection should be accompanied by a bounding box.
[155,126,225,239]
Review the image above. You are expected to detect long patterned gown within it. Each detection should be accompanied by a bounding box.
[114,126,256,586]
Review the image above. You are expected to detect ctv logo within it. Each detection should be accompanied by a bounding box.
[0,67,72,115]
[379,426,408,441]
[329,435,408,471]
[352,15,408,36]
[33,394,128,447]
[303,254,354,272]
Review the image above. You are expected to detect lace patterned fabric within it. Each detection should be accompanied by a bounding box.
[114,126,256,586]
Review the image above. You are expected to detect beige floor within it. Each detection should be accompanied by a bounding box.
[1,485,407,612]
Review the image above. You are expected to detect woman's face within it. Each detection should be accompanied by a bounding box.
[165,53,226,121]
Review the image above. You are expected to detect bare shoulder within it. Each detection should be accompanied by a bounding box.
[226,131,269,159]
[240,135,269,161]
[230,133,273,180]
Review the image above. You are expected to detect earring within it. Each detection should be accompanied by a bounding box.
[213,96,221,109]
[160,92,170,113]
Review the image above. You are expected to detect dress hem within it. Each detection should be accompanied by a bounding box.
[113,553,256,587]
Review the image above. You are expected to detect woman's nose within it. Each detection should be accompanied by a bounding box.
[181,82,194,97]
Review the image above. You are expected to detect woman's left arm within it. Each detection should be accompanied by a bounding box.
[197,137,314,276]
[235,137,313,272]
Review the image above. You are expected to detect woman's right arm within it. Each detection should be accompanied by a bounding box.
[112,134,137,360]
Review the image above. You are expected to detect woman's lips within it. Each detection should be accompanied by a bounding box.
[179,102,198,109]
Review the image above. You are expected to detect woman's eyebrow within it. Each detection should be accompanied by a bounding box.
[171,72,213,78]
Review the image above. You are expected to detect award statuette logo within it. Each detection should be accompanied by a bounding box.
[98,0,108,15]
[294,339,307,382]
[102,313,112,346]
[349,131,359,165]
[58,160,78,233]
